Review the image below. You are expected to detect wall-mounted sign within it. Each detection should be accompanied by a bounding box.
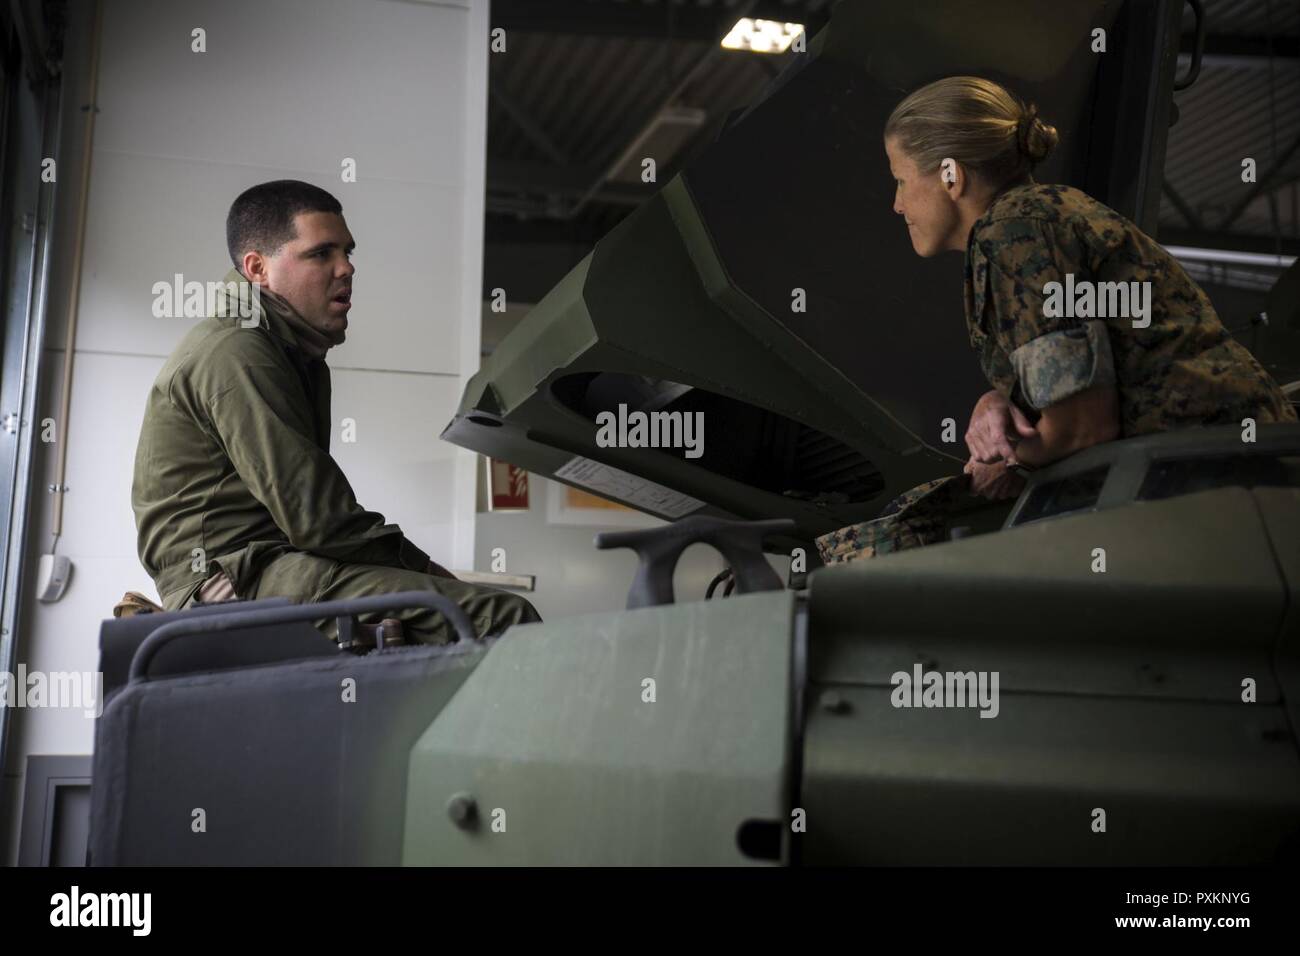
[488,458,530,511]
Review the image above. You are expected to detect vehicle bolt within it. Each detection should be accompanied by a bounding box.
[820,690,850,714]
[446,792,478,828]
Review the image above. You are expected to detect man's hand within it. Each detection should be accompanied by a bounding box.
[963,458,1026,500]
[426,559,458,580]
[965,389,1038,463]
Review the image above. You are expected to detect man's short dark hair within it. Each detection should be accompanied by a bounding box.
[226,180,343,270]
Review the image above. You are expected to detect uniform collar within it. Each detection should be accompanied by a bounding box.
[215,267,339,360]
[972,177,1037,233]
[963,179,1038,340]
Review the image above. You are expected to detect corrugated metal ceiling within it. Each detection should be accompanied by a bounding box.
[485,0,1300,256]
[1161,0,1300,247]
[486,0,828,235]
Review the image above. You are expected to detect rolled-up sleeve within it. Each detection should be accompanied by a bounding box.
[1010,321,1116,409]
[978,218,1117,410]
[205,360,432,571]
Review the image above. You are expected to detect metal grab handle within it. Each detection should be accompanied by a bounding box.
[1174,0,1205,92]
[595,516,795,609]
[127,590,476,683]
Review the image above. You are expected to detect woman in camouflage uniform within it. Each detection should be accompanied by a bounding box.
[817,76,1295,565]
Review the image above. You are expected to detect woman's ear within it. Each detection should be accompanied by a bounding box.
[939,157,967,201]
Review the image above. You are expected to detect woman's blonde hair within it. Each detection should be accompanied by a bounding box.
[885,76,1058,189]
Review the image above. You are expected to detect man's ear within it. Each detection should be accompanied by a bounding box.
[241,250,268,284]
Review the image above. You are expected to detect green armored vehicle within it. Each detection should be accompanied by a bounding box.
[88,0,1300,865]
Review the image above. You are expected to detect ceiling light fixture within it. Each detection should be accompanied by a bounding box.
[721,18,805,54]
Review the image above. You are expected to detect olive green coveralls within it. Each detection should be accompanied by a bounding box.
[131,269,539,642]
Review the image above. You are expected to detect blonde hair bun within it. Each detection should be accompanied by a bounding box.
[1020,105,1059,164]
[886,76,1059,188]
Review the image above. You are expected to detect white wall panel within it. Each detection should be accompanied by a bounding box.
[4,0,488,863]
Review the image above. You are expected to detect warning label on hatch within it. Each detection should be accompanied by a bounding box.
[554,457,705,519]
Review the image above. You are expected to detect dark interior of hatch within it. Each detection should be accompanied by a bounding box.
[550,371,886,505]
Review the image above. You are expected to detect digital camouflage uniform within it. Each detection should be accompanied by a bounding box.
[815,478,958,564]
[818,182,1296,565]
[132,268,540,642]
